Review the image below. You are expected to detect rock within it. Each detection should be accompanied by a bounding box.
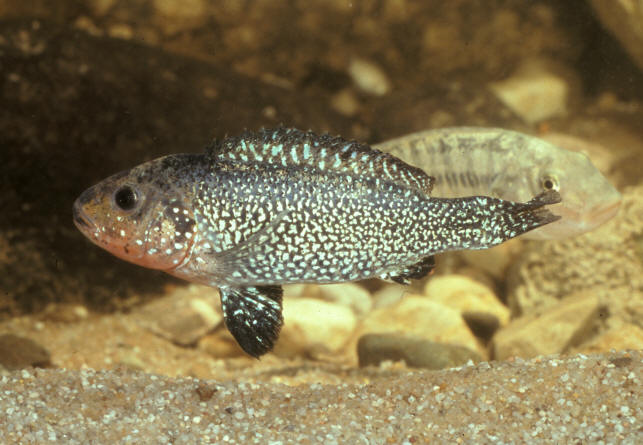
[317,283,373,317]
[132,285,222,346]
[424,274,510,334]
[0,334,51,370]
[590,0,643,73]
[40,303,89,323]
[493,293,605,360]
[489,58,573,124]
[577,323,643,354]
[353,297,483,360]
[461,312,501,342]
[371,283,410,309]
[198,328,246,358]
[507,185,643,327]
[357,333,481,370]
[273,298,357,358]
[348,58,391,96]
[330,88,360,117]
[458,239,524,280]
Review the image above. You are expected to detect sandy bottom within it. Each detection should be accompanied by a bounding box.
[0,351,640,444]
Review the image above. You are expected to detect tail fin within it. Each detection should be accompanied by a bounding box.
[467,190,561,249]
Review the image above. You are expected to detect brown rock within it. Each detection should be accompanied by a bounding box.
[132,285,222,346]
[316,283,373,317]
[493,293,605,360]
[357,333,481,370]
[273,298,357,358]
[0,334,51,370]
[352,296,483,361]
[424,274,510,332]
[577,323,643,354]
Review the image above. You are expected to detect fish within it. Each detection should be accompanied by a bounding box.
[73,128,561,357]
[374,127,621,240]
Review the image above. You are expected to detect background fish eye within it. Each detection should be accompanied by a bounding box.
[541,175,559,192]
[113,185,139,211]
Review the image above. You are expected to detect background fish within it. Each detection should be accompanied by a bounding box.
[374,127,621,240]
[73,128,561,357]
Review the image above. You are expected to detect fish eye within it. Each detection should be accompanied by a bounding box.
[114,186,138,211]
[541,175,560,192]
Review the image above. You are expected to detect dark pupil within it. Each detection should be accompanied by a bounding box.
[115,187,137,210]
[543,179,554,190]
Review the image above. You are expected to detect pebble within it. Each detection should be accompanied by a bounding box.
[357,333,481,369]
[424,274,510,333]
[316,283,373,317]
[41,303,89,323]
[132,285,222,346]
[347,58,391,96]
[489,58,570,124]
[198,328,246,358]
[578,323,643,354]
[353,296,484,359]
[493,293,604,360]
[273,298,357,358]
[371,283,410,309]
[0,334,51,370]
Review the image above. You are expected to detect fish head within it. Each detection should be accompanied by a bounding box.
[73,155,199,271]
[523,149,621,240]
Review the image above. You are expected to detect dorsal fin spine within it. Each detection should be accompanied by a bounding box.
[208,128,434,195]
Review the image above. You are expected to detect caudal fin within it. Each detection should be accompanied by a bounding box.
[481,190,561,246]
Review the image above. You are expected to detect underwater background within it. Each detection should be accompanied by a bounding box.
[0,1,641,443]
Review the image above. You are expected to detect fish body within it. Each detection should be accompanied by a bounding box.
[74,128,560,357]
[374,127,621,240]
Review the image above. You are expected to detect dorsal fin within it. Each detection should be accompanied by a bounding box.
[206,127,434,194]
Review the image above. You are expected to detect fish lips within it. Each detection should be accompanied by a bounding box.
[72,191,99,238]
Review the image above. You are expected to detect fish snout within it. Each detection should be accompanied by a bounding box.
[72,192,98,235]
[585,198,621,229]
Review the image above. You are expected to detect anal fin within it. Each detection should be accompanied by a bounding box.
[380,255,436,285]
[220,285,283,358]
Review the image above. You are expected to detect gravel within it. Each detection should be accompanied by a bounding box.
[0,351,640,444]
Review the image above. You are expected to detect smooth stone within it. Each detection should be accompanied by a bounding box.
[371,283,411,309]
[348,58,391,96]
[0,334,51,370]
[41,303,90,323]
[424,274,510,330]
[357,333,481,370]
[132,285,222,346]
[317,283,373,317]
[198,327,246,358]
[353,296,484,359]
[489,58,570,124]
[462,311,501,341]
[493,293,604,360]
[273,298,357,358]
[577,323,643,354]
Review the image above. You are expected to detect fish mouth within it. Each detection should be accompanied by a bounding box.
[72,201,96,234]
[584,199,621,228]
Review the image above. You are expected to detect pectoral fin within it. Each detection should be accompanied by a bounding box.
[219,285,284,358]
[380,255,436,285]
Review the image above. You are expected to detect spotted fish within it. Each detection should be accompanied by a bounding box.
[374,127,621,240]
[73,128,561,357]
